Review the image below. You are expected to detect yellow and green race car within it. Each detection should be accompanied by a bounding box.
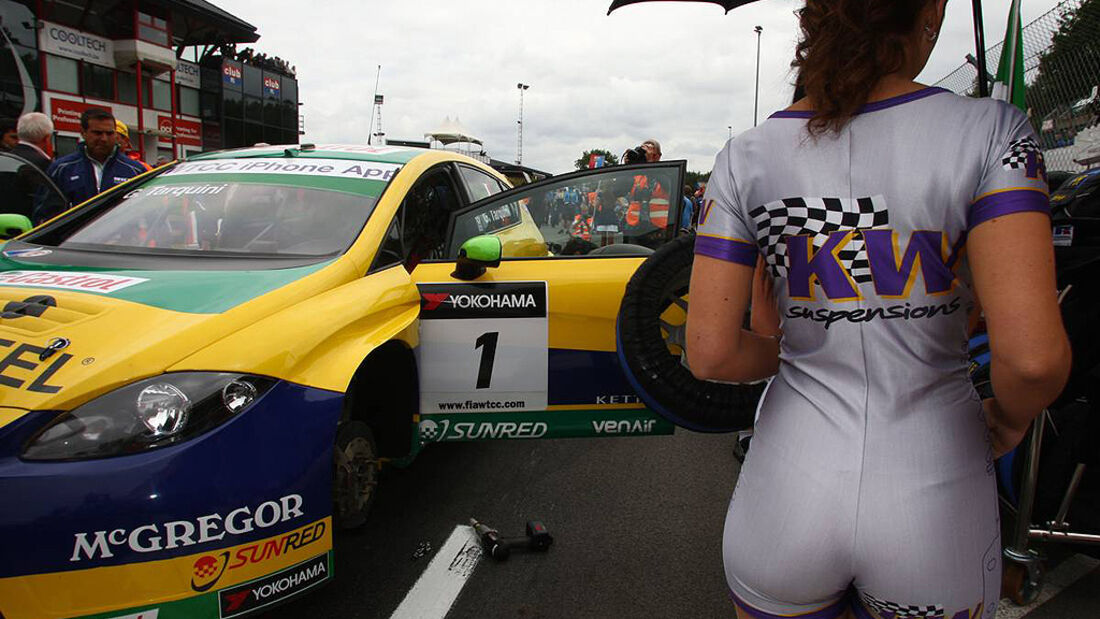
[0,144,686,619]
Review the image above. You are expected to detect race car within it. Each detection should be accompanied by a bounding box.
[0,144,686,619]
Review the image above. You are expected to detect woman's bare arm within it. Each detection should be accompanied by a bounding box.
[686,254,780,382]
[968,211,1071,438]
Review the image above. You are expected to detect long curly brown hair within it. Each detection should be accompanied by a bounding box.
[792,0,933,135]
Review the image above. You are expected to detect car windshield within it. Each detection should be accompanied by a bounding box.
[30,157,394,257]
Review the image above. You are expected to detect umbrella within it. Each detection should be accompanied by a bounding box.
[607,0,755,15]
[606,0,992,98]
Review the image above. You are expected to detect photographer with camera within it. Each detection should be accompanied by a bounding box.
[620,139,670,247]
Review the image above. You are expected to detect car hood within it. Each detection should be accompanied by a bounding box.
[0,257,350,416]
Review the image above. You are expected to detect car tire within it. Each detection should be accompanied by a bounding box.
[616,232,765,432]
[333,420,379,530]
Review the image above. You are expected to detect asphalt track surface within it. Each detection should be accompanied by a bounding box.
[261,430,1100,619]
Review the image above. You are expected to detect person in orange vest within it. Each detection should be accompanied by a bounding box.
[115,120,153,172]
[570,204,594,242]
[622,139,670,246]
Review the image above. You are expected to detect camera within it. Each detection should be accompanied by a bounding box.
[622,146,648,165]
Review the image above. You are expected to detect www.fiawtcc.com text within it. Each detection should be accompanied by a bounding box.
[437,399,526,411]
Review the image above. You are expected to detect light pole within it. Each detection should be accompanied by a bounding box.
[728,125,732,140]
[516,83,529,165]
[754,26,763,127]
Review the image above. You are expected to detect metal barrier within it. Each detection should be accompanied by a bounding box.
[934,0,1100,173]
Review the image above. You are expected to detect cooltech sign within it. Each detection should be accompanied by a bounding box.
[70,494,305,562]
[39,21,114,67]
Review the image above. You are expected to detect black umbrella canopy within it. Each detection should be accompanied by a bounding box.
[608,0,991,97]
[606,0,760,15]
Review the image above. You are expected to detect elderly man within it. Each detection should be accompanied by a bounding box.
[40,108,146,222]
[2,113,54,220]
[11,112,53,172]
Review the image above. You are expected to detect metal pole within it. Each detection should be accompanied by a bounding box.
[753,26,763,127]
[1006,0,1022,100]
[971,0,990,97]
[368,65,381,145]
[516,83,528,165]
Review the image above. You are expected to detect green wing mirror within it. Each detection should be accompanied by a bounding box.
[452,235,502,280]
[0,214,32,240]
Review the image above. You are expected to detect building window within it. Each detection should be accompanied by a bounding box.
[243,64,262,98]
[55,135,79,157]
[46,54,79,94]
[143,77,172,111]
[244,121,262,147]
[244,95,262,120]
[223,89,242,119]
[82,63,115,101]
[178,86,200,117]
[118,71,138,104]
[137,12,170,47]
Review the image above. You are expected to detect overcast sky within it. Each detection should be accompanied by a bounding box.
[214,0,1063,175]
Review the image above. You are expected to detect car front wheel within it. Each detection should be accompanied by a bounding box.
[333,420,379,530]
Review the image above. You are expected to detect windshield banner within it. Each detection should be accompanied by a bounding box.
[162,159,402,182]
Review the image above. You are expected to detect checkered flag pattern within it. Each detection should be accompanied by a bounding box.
[194,561,218,578]
[747,195,889,284]
[1001,137,1042,170]
[419,420,440,441]
[859,592,945,619]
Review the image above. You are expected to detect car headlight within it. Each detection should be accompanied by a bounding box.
[22,373,276,461]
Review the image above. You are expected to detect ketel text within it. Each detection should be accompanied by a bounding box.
[70,495,304,562]
[0,338,71,393]
[190,520,326,592]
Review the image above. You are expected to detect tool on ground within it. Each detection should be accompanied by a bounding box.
[469,518,553,561]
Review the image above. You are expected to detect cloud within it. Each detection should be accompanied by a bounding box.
[215,0,1060,175]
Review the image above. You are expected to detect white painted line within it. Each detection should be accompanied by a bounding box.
[995,553,1100,619]
[391,525,483,619]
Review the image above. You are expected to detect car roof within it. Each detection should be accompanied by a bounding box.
[187,143,438,165]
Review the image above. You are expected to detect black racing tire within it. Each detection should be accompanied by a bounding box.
[333,421,379,530]
[616,233,765,432]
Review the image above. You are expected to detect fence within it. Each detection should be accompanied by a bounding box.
[934,0,1100,172]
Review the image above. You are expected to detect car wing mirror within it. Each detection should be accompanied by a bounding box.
[452,235,502,280]
[0,214,32,240]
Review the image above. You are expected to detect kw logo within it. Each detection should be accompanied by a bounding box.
[787,229,962,301]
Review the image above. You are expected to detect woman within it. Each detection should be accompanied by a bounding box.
[686,1,1071,618]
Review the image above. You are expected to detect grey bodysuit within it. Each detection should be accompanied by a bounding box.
[695,87,1049,619]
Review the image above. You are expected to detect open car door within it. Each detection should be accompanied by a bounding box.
[0,151,67,238]
[408,161,686,444]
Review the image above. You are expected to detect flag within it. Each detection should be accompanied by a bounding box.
[588,154,605,168]
[992,0,1026,111]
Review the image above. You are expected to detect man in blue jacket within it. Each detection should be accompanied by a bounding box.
[37,108,147,223]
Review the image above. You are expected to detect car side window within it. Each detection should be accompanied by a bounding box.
[447,162,683,258]
[369,208,405,272]
[458,165,506,202]
[401,167,464,268]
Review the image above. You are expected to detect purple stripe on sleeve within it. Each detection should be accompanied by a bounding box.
[729,589,849,619]
[694,235,758,266]
[968,189,1050,230]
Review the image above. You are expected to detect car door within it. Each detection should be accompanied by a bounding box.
[409,161,685,444]
[0,151,67,236]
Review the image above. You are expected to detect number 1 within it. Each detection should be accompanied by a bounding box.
[475,331,499,389]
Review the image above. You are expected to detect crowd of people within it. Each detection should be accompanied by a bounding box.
[203,43,296,77]
[523,138,706,254]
